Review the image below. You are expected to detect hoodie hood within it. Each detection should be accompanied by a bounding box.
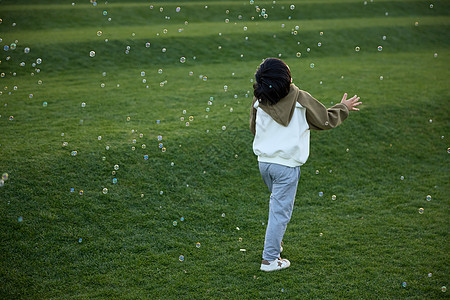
[258,84,299,127]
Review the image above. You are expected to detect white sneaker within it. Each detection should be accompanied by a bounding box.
[260,258,291,272]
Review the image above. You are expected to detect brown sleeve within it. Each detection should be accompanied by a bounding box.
[250,97,258,136]
[297,90,349,130]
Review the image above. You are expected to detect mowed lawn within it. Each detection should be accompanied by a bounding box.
[0,0,449,298]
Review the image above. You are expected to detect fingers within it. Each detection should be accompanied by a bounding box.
[341,93,348,103]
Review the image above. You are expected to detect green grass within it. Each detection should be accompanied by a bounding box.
[0,0,449,298]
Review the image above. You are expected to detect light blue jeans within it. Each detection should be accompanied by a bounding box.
[259,162,300,261]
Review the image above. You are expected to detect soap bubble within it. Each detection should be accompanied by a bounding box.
[162,48,166,53]
[18,216,23,223]
[90,51,96,57]
[296,52,301,57]
[79,190,84,195]
[71,151,78,156]
[418,208,424,214]
[355,46,360,52]
[196,242,201,248]
[434,53,438,58]
[221,213,226,218]
[319,191,323,197]
[402,282,407,288]
[173,221,177,226]
[377,46,383,51]
[222,126,227,131]
[426,195,431,201]
[315,170,319,175]
[144,155,149,160]
[0,180,4,187]
[179,255,184,261]
[141,144,146,149]
[180,57,186,63]
[43,102,48,107]
[442,286,446,292]
[97,31,102,37]
[114,165,119,170]
[24,47,30,53]
[70,188,75,193]
[9,116,14,121]
[180,217,184,221]
[176,7,181,12]
[428,273,432,277]
[81,102,86,108]
[102,188,108,194]
[113,178,117,184]
[310,63,315,68]
[2,173,8,181]
[400,176,404,180]
[331,195,337,200]
[145,42,151,48]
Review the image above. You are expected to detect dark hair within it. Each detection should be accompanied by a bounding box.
[253,58,291,105]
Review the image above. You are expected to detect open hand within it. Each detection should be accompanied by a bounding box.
[341,93,362,111]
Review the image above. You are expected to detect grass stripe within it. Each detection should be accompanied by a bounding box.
[1,16,448,45]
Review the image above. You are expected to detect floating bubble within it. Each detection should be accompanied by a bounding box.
[113,178,117,184]
[179,255,184,262]
[18,216,23,223]
[0,180,4,187]
[173,221,177,226]
[196,242,201,248]
[319,191,324,197]
[176,6,181,12]
[180,217,185,221]
[4,45,9,51]
[24,47,30,53]
[89,51,95,57]
[78,238,82,243]
[402,282,407,288]
[320,233,323,237]
[71,151,78,156]
[315,170,319,175]
[141,144,146,149]
[180,57,186,63]
[222,126,227,131]
[318,42,322,47]
[159,191,163,195]
[9,116,14,121]
[70,188,75,193]
[81,102,86,108]
[442,286,447,292]
[418,207,424,214]
[430,4,434,8]
[383,35,387,40]
[102,188,108,194]
[355,46,360,52]
[103,10,107,15]
[434,53,438,58]
[145,42,151,48]
[144,155,149,160]
[114,164,119,170]
[221,213,226,218]
[426,195,431,201]
[2,173,9,181]
[332,195,337,200]
[97,31,102,37]
[162,147,166,152]
[377,46,383,51]
[310,63,315,68]
[189,116,194,121]
[162,48,166,53]
[428,273,432,277]
[400,176,404,180]
[43,102,48,107]
[79,190,84,195]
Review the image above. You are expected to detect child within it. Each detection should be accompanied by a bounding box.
[250,58,361,272]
